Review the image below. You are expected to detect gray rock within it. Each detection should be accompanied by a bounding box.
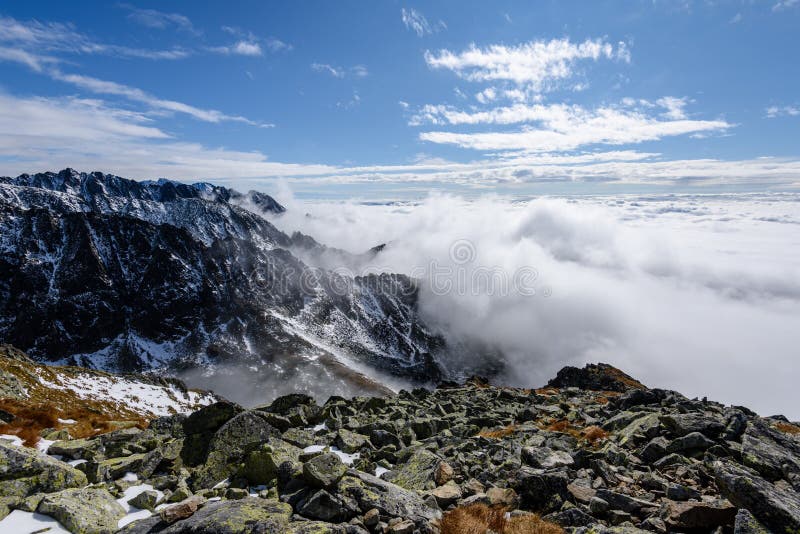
[640,437,668,463]
[733,508,771,534]
[667,431,716,453]
[335,429,368,454]
[662,499,737,530]
[298,489,353,522]
[337,469,440,527]
[303,452,347,488]
[157,498,292,533]
[37,487,125,534]
[715,460,800,534]
[129,489,160,511]
[241,437,302,485]
[383,448,441,491]
[741,419,800,481]
[660,413,725,438]
[521,446,574,469]
[0,441,87,498]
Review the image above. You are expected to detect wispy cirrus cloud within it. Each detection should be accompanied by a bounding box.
[311,63,368,78]
[119,3,200,35]
[401,8,445,37]
[766,104,800,118]
[424,37,630,90]
[0,47,271,127]
[0,15,190,60]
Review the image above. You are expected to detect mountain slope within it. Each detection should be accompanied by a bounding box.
[0,169,445,402]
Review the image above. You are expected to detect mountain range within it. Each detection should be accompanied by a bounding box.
[0,169,453,403]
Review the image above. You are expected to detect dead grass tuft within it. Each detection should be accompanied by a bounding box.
[441,504,564,534]
[0,398,147,447]
[478,424,518,439]
[775,422,800,435]
[581,425,609,444]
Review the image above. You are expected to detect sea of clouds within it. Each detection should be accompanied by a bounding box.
[269,191,800,419]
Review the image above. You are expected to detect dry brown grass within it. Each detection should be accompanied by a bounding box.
[478,424,518,439]
[0,398,147,447]
[775,422,800,435]
[0,348,161,447]
[581,425,609,444]
[535,387,559,396]
[441,504,564,534]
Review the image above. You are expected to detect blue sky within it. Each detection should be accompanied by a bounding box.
[1,1,799,198]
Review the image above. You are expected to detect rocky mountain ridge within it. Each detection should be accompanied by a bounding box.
[1,349,798,534]
[0,169,452,403]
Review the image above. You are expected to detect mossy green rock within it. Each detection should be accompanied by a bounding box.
[0,442,87,497]
[334,428,367,454]
[241,437,302,485]
[383,448,440,490]
[148,498,292,533]
[37,487,125,534]
[303,452,347,488]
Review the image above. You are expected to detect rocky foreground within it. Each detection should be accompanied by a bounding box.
[1,362,799,533]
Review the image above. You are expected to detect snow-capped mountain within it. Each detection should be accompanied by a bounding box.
[0,169,444,403]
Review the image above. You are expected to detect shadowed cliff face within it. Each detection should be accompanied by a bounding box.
[0,169,445,400]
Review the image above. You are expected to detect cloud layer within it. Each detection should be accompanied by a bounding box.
[272,193,800,418]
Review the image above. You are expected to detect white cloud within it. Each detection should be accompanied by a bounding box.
[311,63,345,78]
[773,0,799,11]
[273,194,800,417]
[401,8,431,37]
[49,71,271,126]
[311,63,368,78]
[424,38,630,89]
[120,4,199,34]
[729,12,743,23]
[211,41,263,56]
[411,100,729,152]
[0,15,190,60]
[766,105,800,118]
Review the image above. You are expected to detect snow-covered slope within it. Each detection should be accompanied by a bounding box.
[0,170,444,403]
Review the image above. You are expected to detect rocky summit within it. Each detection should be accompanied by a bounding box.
[0,352,798,534]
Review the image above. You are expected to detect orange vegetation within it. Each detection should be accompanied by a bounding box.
[478,424,518,439]
[775,422,800,435]
[441,504,564,534]
[0,398,147,447]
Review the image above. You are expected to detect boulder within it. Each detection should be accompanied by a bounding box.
[191,410,280,489]
[660,413,725,438]
[158,498,292,533]
[715,461,800,534]
[0,442,87,498]
[337,469,440,527]
[159,495,206,523]
[666,431,716,453]
[334,429,368,454]
[37,487,125,534]
[733,508,771,534]
[430,481,462,507]
[242,437,302,485]
[303,452,347,488]
[384,448,441,491]
[521,446,574,469]
[181,401,242,467]
[741,420,800,481]
[662,499,737,530]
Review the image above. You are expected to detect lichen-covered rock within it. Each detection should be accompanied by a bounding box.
[192,410,280,489]
[337,469,440,526]
[37,487,125,534]
[334,429,368,454]
[733,508,771,534]
[181,401,243,467]
[714,461,800,534]
[0,441,87,497]
[242,437,302,485]
[384,448,440,491]
[304,452,347,488]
